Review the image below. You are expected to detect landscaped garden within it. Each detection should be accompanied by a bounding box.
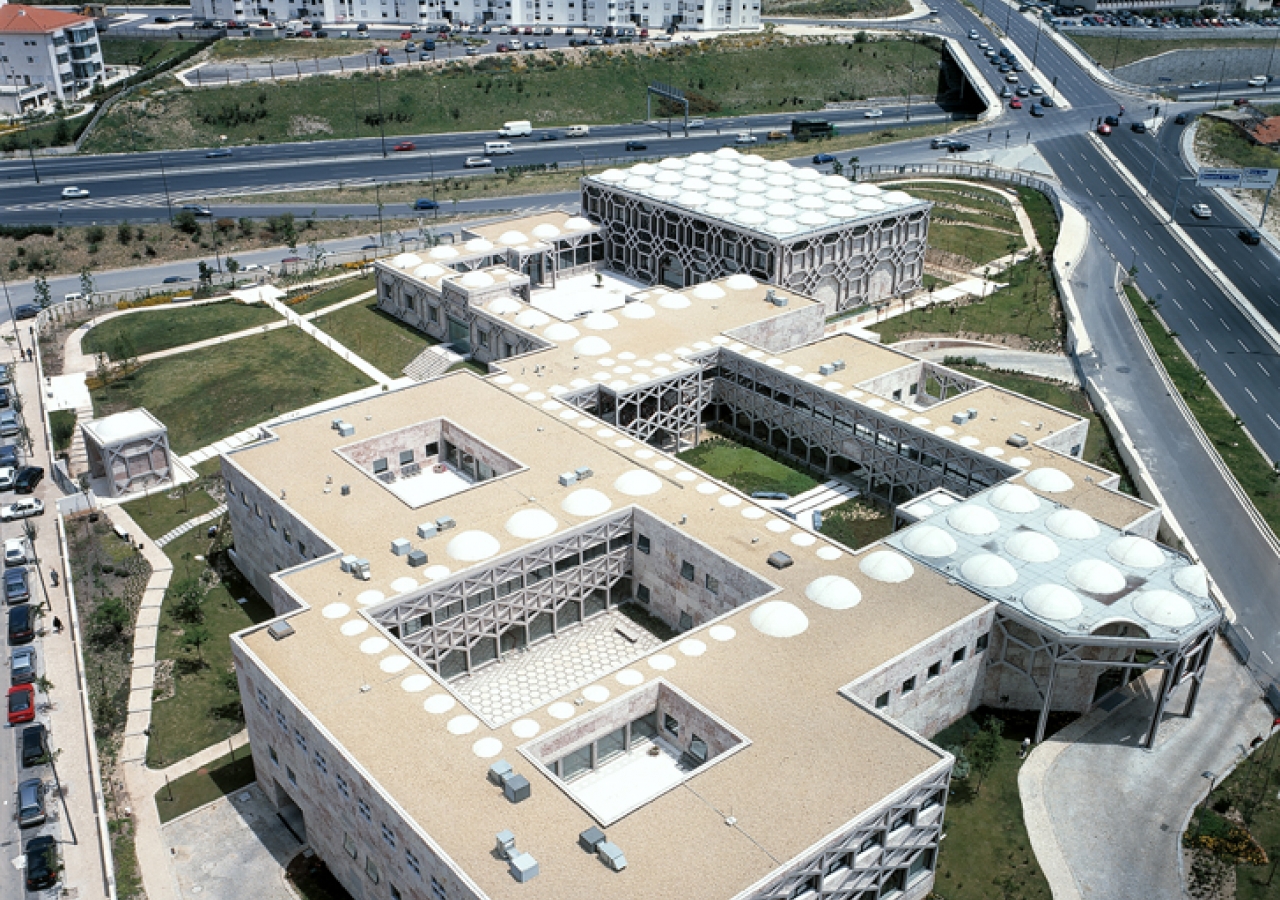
[123,479,222,542]
[82,299,281,361]
[678,434,819,497]
[907,183,1025,269]
[312,296,437,377]
[290,274,375,315]
[154,746,258,824]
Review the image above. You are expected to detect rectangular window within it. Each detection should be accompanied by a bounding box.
[276,711,288,731]
[875,691,890,709]
[636,584,650,604]
[636,534,651,554]
[927,661,941,680]
[405,850,421,877]
[336,774,350,798]
[609,534,630,551]
[976,634,990,653]
[431,877,447,900]
[528,563,552,584]
[555,552,581,574]
[345,833,358,859]
[268,515,277,531]
[663,713,679,736]
[294,729,307,752]
[399,449,415,465]
[373,458,389,474]
[390,885,402,900]
[467,587,495,610]
[381,823,397,848]
[365,856,380,884]
[891,810,914,832]
[952,646,967,665]
[269,745,279,765]
[498,576,522,597]
[582,542,607,563]
[286,766,297,786]
[283,527,292,544]
[705,573,720,594]
[257,688,270,711]
[902,676,916,695]
[358,799,372,822]
[680,561,695,582]
[314,751,327,774]
[858,831,883,854]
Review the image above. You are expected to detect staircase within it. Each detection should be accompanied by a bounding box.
[403,344,464,382]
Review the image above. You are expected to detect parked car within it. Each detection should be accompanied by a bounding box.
[162,275,191,284]
[812,153,836,164]
[1191,203,1212,218]
[413,198,440,210]
[14,466,43,494]
[20,723,46,767]
[17,778,46,829]
[0,498,43,521]
[393,141,416,151]
[464,156,494,168]
[8,683,35,725]
[0,444,18,468]
[60,186,90,199]
[624,140,647,151]
[11,645,36,685]
[4,567,29,605]
[24,835,59,892]
[0,410,18,437]
[1239,228,1263,245]
[14,304,40,320]
[0,364,9,385]
[7,603,34,644]
[0,467,13,491]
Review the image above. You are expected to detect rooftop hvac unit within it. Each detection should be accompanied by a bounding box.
[767,551,794,570]
[966,408,978,421]
[391,538,412,556]
[597,841,627,872]
[558,471,578,487]
[833,359,846,371]
[338,423,355,437]
[340,554,359,573]
[407,549,428,568]
[951,413,967,426]
[1007,433,1029,448]
[417,523,439,540]
[509,852,539,883]
[502,771,531,803]
[574,466,593,480]
[435,516,457,531]
[330,418,343,430]
[819,364,834,376]
[579,827,607,854]
[267,620,295,641]
[354,558,371,579]
[341,484,351,496]
[488,760,514,786]
[495,830,518,860]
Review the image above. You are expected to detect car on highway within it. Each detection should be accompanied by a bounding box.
[947,141,971,152]
[380,56,395,65]
[1174,112,1188,124]
[5,537,27,567]
[1248,76,1268,87]
[60,186,90,199]
[162,275,191,284]
[393,141,416,151]
[812,153,836,164]
[1030,104,1045,117]
[1041,96,1055,107]
[1104,114,1120,126]
[18,779,46,829]
[0,498,43,521]
[413,198,440,210]
[1010,98,1022,109]
[1005,73,1020,83]
[4,567,29,605]
[1239,228,1263,245]
[7,683,34,724]
[12,303,37,320]
[624,140,648,151]
[14,466,43,494]
[11,646,36,685]
[1131,121,1147,133]
[1029,84,1044,95]
[864,108,883,118]
[1190,203,1212,218]
[205,148,233,158]
[181,204,213,217]
[24,835,59,892]
[464,156,494,167]
[734,133,758,144]
[1016,86,1031,97]
[1097,123,1112,135]
[969,29,980,38]
[1189,80,1211,88]
[1000,85,1012,97]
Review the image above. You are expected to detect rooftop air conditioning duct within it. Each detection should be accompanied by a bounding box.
[951,413,967,426]
[391,538,412,556]
[833,359,846,371]
[1007,433,1029,448]
[559,472,578,487]
[768,551,794,570]
[575,466,594,480]
[417,523,439,540]
[819,364,834,376]
[267,621,295,641]
[407,549,428,567]
[966,408,978,421]
[338,423,355,437]
[435,516,457,531]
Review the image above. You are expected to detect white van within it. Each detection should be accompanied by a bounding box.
[565,124,590,138]
[498,120,533,137]
[484,141,514,156]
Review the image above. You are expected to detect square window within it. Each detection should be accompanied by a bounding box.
[875,691,890,709]
[891,809,913,832]
[902,676,916,695]
[705,574,719,594]
[636,584,650,604]
[680,561,695,582]
[636,534,651,554]
[336,774,350,798]
[976,634,990,653]
[927,661,941,680]
[663,713,679,736]
[952,646,967,665]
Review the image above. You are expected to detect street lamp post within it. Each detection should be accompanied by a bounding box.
[1032,18,1044,70]
[206,198,223,273]
[375,71,388,158]
[1214,59,1227,107]
[1171,176,1192,222]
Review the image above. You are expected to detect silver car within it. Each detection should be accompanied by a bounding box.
[11,645,36,685]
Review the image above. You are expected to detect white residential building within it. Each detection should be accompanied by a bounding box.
[0,3,103,116]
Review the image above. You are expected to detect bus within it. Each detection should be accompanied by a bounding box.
[791,118,835,141]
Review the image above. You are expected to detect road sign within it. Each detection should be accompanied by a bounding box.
[1197,167,1279,189]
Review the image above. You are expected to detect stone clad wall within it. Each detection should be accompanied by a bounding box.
[724,302,826,353]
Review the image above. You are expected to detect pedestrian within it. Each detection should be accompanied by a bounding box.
[25,348,32,362]
[52,616,63,634]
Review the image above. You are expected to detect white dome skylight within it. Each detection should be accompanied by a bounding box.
[1045,508,1100,540]
[413,263,445,279]
[460,271,495,289]
[621,302,656,319]
[947,505,1001,536]
[1005,531,1060,563]
[658,293,692,309]
[1023,584,1084,621]
[1132,589,1196,628]
[465,238,495,252]
[902,524,957,558]
[961,553,1018,588]
[632,162,659,176]
[428,245,458,259]
[1173,564,1209,598]
[1026,467,1074,493]
[805,576,862,610]
[1107,535,1164,569]
[1067,559,1127,595]
[505,509,559,540]
[725,273,757,291]
[446,530,501,562]
[860,550,915,583]
[561,488,611,517]
[392,253,422,269]
[750,601,810,638]
[565,216,593,231]
[544,323,580,341]
[512,309,548,330]
[583,312,619,330]
[614,469,662,496]
[989,484,1041,514]
[487,297,522,315]
[498,230,529,246]
[693,283,726,300]
[678,192,708,207]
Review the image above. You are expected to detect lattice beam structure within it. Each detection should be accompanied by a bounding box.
[988,610,1217,746]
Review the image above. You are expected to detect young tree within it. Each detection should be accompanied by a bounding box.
[91,596,130,643]
[197,261,213,287]
[181,623,211,663]
[968,717,1005,795]
[33,274,51,309]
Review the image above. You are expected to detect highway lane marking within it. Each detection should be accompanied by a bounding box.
[1158,279,1167,290]
[1190,319,1200,331]
[1172,299,1183,309]
[1269,414,1280,430]
[1251,276,1262,288]
[1245,625,1256,639]
[1206,339,1217,352]
[1240,339,1250,352]
[1171,262,1181,273]
[1144,230,1154,241]
[1260,361,1270,375]
[1202,298,1212,308]
[1264,651,1275,666]
[1158,246,1167,256]
[1224,362,1237,377]
[1220,318,1231,331]
[1246,387,1259,403]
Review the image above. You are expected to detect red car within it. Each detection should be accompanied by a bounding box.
[1097,123,1112,135]
[7,684,35,725]
[400,30,412,39]
[377,45,390,55]
[1010,98,1022,109]
[299,29,313,37]
[523,26,533,34]
[393,141,415,152]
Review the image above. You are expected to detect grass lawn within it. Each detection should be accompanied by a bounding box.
[1196,117,1280,172]
[818,498,893,551]
[83,35,941,151]
[678,434,819,496]
[763,0,909,14]
[313,297,435,377]
[872,255,1063,352]
[123,484,220,542]
[1128,286,1280,541]
[110,816,145,900]
[90,327,374,454]
[99,37,201,68]
[929,222,1022,267]
[1016,185,1059,255]
[946,363,1136,495]
[209,37,385,61]
[883,181,1023,268]
[291,275,375,315]
[931,708,1065,900]
[147,527,276,768]
[1068,34,1271,70]
[83,300,282,361]
[51,409,77,453]
[154,747,258,824]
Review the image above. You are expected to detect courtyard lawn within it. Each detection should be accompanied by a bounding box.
[90,327,374,454]
[154,747,257,824]
[123,486,220,542]
[931,708,1063,900]
[82,300,282,361]
[147,528,276,768]
[678,435,819,497]
[818,498,894,551]
[312,297,436,377]
[290,275,375,315]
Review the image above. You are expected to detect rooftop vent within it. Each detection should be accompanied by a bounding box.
[509,852,539,883]
[496,830,517,859]
[966,408,978,421]
[391,538,412,556]
[766,289,787,307]
[489,760,514,786]
[341,484,351,496]
[597,841,627,872]
[819,363,835,376]
[435,516,457,532]
[267,620,295,641]
[417,523,438,540]
[579,827,607,854]
[340,554,359,573]
[767,551,794,570]
[502,770,531,804]
[1007,433,1029,448]
[559,472,579,487]
[574,466,594,481]
[407,549,428,568]
[951,413,967,426]
[338,423,355,437]
[330,418,343,430]
[832,359,846,371]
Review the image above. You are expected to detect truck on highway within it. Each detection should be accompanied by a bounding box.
[790,117,834,141]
